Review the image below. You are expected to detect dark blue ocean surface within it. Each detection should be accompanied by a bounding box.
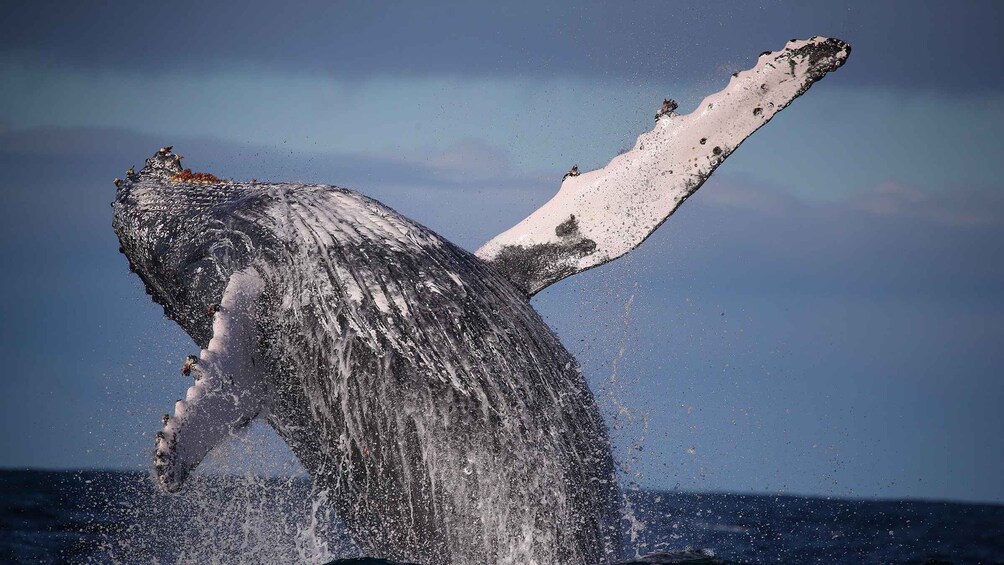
[1,470,1001,564]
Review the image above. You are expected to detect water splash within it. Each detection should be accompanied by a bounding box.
[89,424,355,564]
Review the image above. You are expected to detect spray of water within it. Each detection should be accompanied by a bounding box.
[90,423,354,564]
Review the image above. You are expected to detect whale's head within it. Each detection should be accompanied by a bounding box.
[114,149,278,493]
[112,148,260,346]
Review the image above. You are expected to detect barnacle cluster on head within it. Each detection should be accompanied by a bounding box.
[138,146,229,185]
[171,168,225,184]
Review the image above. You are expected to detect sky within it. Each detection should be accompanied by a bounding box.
[0,0,1002,504]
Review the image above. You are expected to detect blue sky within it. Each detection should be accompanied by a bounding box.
[1,1,1001,503]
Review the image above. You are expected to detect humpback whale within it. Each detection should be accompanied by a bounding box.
[112,38,849,564]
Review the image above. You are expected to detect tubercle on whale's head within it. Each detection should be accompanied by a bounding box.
[111,147,244,345]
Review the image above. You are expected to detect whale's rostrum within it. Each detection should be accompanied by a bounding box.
[113,38,850,564]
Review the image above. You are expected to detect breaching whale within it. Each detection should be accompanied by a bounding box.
[113,38,849,564]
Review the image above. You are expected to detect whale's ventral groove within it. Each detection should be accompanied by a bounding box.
[112,37,850,564]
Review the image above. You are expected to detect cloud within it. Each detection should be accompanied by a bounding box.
[704,176,1004,229]
[0,126,169,158]
[855,181,1003,228]
[628,173,1004,296]
[375,138,515,183]
[697,176,802,215]
[0,126,532,189]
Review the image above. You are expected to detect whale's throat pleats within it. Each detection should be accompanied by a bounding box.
[252,186,621,563]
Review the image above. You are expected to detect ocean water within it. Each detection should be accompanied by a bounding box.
[1,470,1001,564]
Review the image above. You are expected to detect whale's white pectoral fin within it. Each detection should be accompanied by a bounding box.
[476,37,850,296]
[155,268,267,492]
